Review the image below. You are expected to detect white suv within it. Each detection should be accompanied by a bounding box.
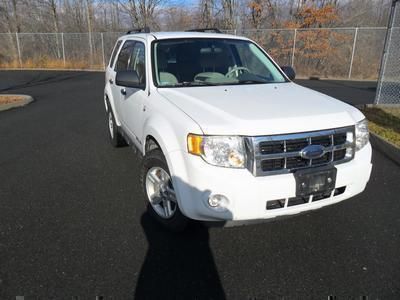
[104,28,372,231]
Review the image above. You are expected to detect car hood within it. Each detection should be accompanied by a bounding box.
[157,82,365,136]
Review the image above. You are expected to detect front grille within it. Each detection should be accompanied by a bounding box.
[333,149,346,161]
[311,152,331,165]
[247,126,355,176]
[311,136,331,147]
[333,133,347,145]
[261,158,285,171]
[286,156,308,169]
[259,141,284,154]
[286,139,309,152]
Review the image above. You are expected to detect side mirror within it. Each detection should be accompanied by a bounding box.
[280,66,296,80]
[115,70,144,89]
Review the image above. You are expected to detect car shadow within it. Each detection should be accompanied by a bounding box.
[134,213,226,299]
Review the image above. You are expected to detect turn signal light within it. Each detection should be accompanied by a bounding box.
[187,134,203,155]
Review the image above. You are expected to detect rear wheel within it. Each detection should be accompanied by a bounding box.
[106,101,126,147]
[141,149,188,231]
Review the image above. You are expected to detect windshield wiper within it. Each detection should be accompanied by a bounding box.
[237,79,269,84]
[174,81,218,87]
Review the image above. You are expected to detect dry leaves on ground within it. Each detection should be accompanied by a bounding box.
[0,95,26,105]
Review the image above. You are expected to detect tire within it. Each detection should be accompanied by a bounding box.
[141,148,188,232]
[106,101,126,147]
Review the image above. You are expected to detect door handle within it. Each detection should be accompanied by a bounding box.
[109,78,114,84]
[120,88,126,95]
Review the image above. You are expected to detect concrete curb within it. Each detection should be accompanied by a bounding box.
[0,95,34,112]
[370,133,400,166]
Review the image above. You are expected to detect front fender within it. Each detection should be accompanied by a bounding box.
[142,111,202,217]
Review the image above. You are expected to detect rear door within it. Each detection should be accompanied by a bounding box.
[106,39,122,85]
[106,40,122,111]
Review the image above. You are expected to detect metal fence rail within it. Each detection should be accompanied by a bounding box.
[0,28,388,80]
[376,0,400,104]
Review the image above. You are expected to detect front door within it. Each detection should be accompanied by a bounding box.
[114,39,147,148]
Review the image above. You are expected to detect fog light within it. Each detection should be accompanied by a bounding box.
[208,194,229,210]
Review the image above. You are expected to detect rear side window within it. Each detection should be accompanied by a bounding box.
[109,40,122,68]
[115,40,136,72]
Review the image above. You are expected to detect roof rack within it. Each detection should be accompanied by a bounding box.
[186,28,222,33]
[126,27,151,34]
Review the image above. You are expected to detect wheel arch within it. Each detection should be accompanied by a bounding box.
[142,114,184,155]
[141,113,193,183]
[142,129,191,218]
[104,89,122,126]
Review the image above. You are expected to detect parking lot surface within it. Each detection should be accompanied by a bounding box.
[0,71,399,298]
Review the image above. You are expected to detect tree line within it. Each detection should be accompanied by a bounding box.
[0,0,392,35]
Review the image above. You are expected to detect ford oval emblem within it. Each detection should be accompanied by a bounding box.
[300,145,325,159]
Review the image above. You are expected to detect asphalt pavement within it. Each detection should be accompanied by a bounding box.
[0,70,399,299]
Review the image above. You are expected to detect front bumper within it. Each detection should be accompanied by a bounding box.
[168,143,372,222]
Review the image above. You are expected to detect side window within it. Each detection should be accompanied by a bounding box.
[127,42,146,85]
[115,40,136,72]
[109,40,122,68]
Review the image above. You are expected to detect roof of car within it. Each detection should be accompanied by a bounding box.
[123,31,250,41]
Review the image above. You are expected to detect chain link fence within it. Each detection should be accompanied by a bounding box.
[0,32,123,70]
[376,0,400,104]
[227,28,387,80]
[0,28,388,80]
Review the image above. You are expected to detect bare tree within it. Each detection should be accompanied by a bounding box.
[199,0,214,28]
[62,0,86,32]
[0,0,18,63]
[37,0,61,57]
[84,0,95,65]
[9,0,21,32]
[119,0,163,28]
[221,0,236,29]
[162,7,194,31]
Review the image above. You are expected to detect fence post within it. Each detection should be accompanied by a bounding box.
[101,32,106,70]
[15,32,22,68]
[291,29,297,68]
[375,0,398,104]
[348,27,359,79]
[61,33,66,67]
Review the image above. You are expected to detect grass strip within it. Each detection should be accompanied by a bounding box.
[362,107,400,148]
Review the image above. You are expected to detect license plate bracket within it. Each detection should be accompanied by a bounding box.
[295,167,337,197]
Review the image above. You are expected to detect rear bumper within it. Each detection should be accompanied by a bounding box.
[168,143,372,222]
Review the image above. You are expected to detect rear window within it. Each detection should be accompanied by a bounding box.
[109,40,122,68]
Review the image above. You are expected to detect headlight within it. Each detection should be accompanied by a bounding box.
[355,119,369,151]
[187,134,246,168]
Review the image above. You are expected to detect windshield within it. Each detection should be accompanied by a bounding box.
[152,38,287,87]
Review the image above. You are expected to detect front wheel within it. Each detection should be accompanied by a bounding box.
[141,149,188,231]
